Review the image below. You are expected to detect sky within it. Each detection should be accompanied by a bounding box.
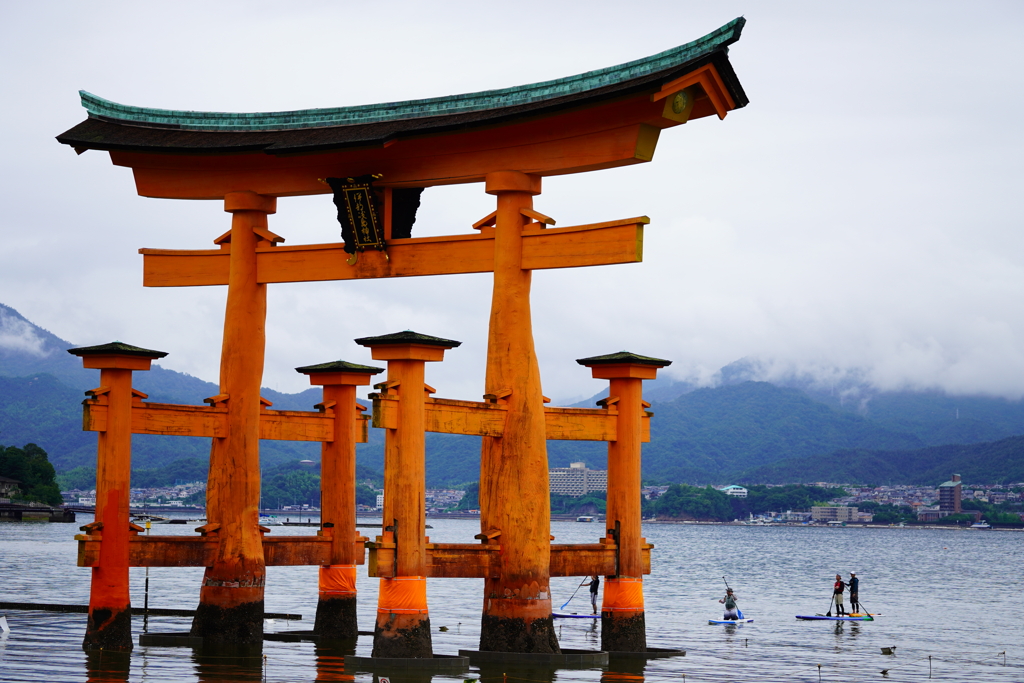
[1,1,1023,404]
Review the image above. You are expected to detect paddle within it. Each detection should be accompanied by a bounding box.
[855,601,874,621]
[560,577,590,611]
[721,576,742,620]
[825,593,836,617]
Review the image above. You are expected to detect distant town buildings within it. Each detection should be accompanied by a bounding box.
[811,506,858,522]
[549,462,608,497]
[718,485,748,498]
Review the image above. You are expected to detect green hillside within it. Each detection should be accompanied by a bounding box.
[7,302,1024,488]
[738,436,1024,485]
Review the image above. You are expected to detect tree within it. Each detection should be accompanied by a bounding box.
[0,443,63,506]
[653,484,733,521]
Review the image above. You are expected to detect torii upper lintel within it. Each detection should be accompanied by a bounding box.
[56,19,748,198]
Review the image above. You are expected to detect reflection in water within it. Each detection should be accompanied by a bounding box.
[84,649,131,683]
[315,640,356,682]
[475,662,557,683]
[602,655,647,683]
[832,621,862,645]
[192,644,265,682]
[364,671,449,683]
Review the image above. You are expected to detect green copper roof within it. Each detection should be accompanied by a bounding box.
[67,341,168,358]
[354,330,462,348]
[576,351,672,367]
[295,360,384,375]
[78,18,744,132]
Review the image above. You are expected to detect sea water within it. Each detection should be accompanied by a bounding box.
[0,516,1021,682]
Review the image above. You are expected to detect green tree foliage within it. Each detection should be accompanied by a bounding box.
[457,482,479,510]
[962,499,1024,524]
[855,502,917,524]
[728,485,847,517]
[56,465,97,491]
[740,437,1024,486]
[550,492,606,515]
[355,484,378,508]
[0,443,63,505]
[653,484,733,521]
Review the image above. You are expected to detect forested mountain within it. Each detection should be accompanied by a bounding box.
[737,436,1024,485]
[4,303,1024,488]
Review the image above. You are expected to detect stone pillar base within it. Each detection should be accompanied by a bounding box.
[83,605,133,652]
[314,596,359,640]
[601,611,646,652]
[372,613,433,658]
[190,598,265,646]
[479,614,561,654]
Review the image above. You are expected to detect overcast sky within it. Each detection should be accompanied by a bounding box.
[1,1,1022,403]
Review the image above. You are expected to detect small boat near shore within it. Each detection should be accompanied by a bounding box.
[131,514,170,524]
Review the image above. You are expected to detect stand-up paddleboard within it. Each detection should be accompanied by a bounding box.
[553,612,600,619]
[709,617,754,624]
[796,614,874,621]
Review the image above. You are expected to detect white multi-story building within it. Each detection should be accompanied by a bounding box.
[549,462,607,497]
[718,485,748,498]
[376,494,384,510]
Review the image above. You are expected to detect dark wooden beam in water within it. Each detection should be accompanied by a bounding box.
[0,601,300,619]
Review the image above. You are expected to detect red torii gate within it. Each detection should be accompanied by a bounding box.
[57,18,748,655]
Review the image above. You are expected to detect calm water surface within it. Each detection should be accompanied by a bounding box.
[1,517,1021,682]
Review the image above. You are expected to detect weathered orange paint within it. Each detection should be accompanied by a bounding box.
[319,565,358,597]
[361,339,455,658]
[139,217,646,288]
[191,191,276,645]
[78,355,154,651]
[583,359,666,651]
[82,400,366,442]
[478,171,559,653]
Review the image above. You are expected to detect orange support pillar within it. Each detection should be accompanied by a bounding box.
[578,352,671,652]
[69,341,167,652]
[296,359,383,639]
[191,191,277,645]
[478,171,559,653]
[356,331,460,658]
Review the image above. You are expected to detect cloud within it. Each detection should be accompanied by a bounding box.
[0,309,50,357]
[2,1,1024,402]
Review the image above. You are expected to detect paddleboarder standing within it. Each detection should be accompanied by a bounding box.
[832,574,847,616]
[719,587,739,620]
[848,572,860,613]
[589,575,600,614]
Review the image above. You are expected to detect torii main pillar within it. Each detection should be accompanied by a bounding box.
[478,171,559,652]
[191,191,277,645]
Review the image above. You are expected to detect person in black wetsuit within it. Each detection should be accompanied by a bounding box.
[848,572,860,614]
[589,575,600,614]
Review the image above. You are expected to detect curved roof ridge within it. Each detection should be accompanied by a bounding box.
[79,18,744,132]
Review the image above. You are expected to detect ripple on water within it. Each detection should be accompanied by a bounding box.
[1,517,1022,682]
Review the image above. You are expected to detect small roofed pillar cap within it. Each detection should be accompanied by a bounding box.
[68,340,167,371]
[224,190,277,214]
[576,351,672,380]
[354,330,461,362]
[485,171,541,196]
[295,359,384,386]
